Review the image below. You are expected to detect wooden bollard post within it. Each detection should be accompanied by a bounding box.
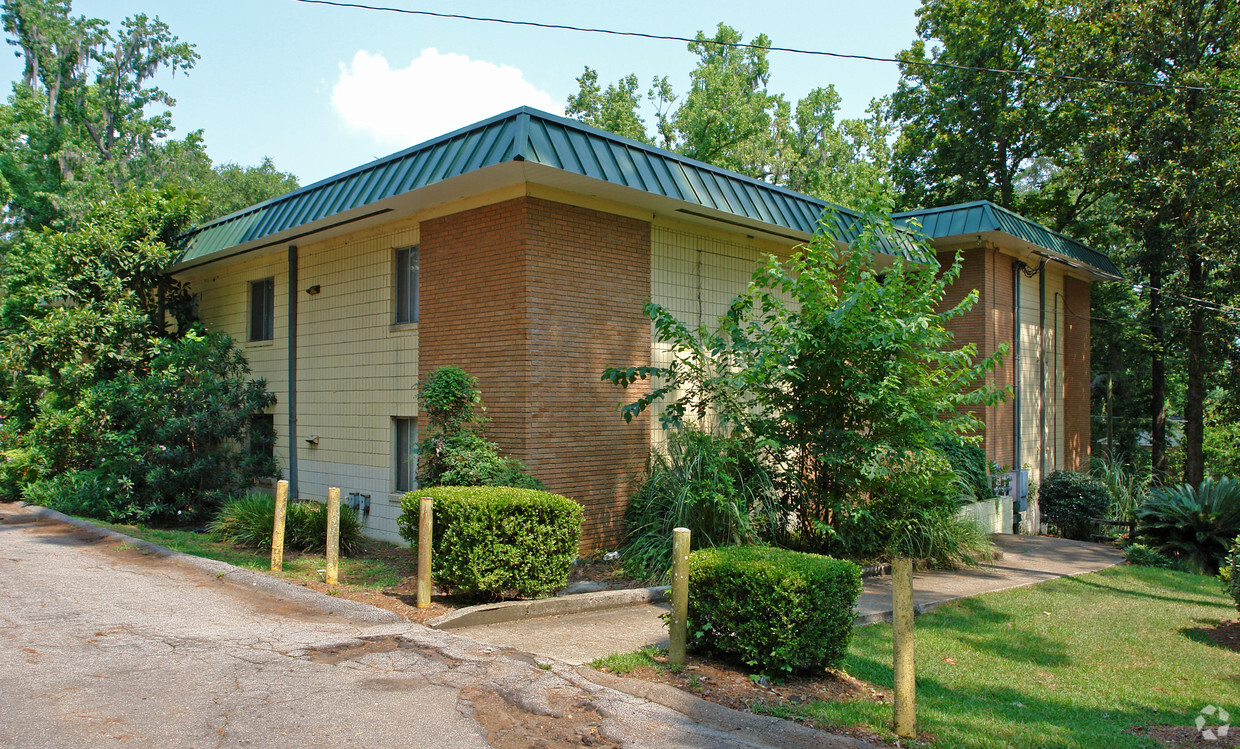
[668,527,690,667]
[892,556,916,738]
[325,487,340,585]
[416,497,433,608]
[270,480,289,572]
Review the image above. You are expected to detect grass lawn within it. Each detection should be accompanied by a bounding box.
[83,518,415,589]
[599,565,1240,748]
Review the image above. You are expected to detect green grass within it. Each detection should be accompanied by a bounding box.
[83,518,414,589]
[764,565,1240,748]
[590,646,666,675]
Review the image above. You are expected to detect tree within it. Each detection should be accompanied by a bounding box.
[1054,0,1240,484]
[564,23,891,205]
[0,188,277,519]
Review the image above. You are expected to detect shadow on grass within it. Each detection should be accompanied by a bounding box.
[1062,570,1231,609]
[925,596,1071,667]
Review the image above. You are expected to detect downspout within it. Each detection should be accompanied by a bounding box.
[1039,261,1047,485]
[1012,259,1022,474]
[288,245,299,498]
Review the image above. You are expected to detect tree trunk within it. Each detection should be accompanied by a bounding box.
[1147,246,1168,484]
[1184,252,1206,485]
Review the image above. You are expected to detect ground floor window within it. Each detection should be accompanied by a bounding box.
[395,417,417,492]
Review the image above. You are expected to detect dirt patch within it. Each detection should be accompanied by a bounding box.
[598,651,892,745]
[1200,620,1240,653]
[462,687,618,748]
[1128,723,1239,747]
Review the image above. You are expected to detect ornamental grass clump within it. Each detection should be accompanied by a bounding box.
[398,486,582,599]
[687,545,862,674]
[209,492,361,555]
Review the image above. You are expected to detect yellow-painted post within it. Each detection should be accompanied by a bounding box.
[892,556,916,738]
[270,480,289,572]
[416,497,433,608]
[668,527,691,667]
[325,487,340,586]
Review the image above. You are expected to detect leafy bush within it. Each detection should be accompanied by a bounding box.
[1137,478,1240,575]
[416,366,541,489]
[21,469,148,522]
[1037,471,1111,541]
[936,436,994,500]
[1090,455,1149,522]
[1123,543,1173,568]
[687,545,862,674]
[621,428,782,582]
[1220,535,1240,611]
[397,486,582,599]
[209,492,361,555]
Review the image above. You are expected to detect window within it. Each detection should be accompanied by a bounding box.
[395,417,417,492]
[394,246,419,324]
[249,277,275,341]
[249,414,275,463]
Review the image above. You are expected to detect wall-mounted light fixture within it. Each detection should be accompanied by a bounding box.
[305,435,320,445]
[306,285,322,296]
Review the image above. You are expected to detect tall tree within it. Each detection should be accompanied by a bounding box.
[1055,0,1240,484]
[564,67,650,143]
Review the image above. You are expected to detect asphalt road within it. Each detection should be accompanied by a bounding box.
[0,503,847,749]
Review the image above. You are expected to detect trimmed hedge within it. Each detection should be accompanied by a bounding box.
[1038,471,1111,541]
[687,545,862,674]
[398,486,583,599]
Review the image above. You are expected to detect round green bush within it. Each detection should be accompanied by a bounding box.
[1222,535,1240,612]
[398,486,582,599]
[1037,471,1111,541]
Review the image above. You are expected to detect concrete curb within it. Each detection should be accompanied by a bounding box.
[430,586,670,630]
[15,502,403,625]
[578,666,880,749]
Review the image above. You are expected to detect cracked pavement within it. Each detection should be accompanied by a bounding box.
[0,504,820,748]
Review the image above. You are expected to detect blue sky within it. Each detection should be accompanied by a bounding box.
[1,1,923,185]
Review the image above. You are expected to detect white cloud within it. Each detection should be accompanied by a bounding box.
[331,49,561,147]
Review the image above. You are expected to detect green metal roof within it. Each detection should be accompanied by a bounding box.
[176,107,921,266]
[892,200,1122,278]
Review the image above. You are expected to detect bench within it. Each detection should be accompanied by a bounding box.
[1089,517,1135,544]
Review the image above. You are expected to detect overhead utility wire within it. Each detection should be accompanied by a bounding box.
[295,0,1240,96]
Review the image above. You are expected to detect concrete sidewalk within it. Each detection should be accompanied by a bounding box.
[450,535,1125,666]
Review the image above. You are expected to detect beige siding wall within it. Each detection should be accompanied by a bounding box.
[1016,263,1066,493]
[294,220,420,543]
[648,223,797,437]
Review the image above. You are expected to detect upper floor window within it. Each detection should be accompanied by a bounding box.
[395,246,419,324]
[249,277,275,341]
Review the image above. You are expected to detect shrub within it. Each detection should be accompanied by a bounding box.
[416,366,541,489]
[1090,455,1150,522]
[1037,471,1111,541]
[397,486,582,599]
[687,545,862,674]
[208,492,361,556]
[1137,478,1240,575]
[1221,535,1240,611]
[1123,543,1174,568]
[21,469,151,522]
[936,436,994,500]
[621,428,782,583]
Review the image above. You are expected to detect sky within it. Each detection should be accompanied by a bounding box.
[0,0,924,186]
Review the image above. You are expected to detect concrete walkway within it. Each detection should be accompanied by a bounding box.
[451,535,1125,666]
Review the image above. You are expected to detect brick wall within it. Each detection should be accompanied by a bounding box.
[419,197,651,550]
[936,248,1017,469]
[1063,276,1091,471]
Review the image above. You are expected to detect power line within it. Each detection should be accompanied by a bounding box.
[294,0,1240,97]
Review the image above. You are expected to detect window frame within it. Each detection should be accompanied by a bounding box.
[248,277,275,342]
[394,417,418,492]
[394,246,419,325]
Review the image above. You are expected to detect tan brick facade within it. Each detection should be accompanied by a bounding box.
[1063,276,1091,471]
[420,197,651,550]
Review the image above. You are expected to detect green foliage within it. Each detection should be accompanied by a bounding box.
[1037,471,1111,542]
[209,492,362,556]
[605,209,1006,565]
[1137,478,1240,575]
[1221,535,1240,611]
[1,191,277,523]
[397,486,582,599]
[416,366,540,489]
[935,435,994,501]
[621,428,781,583]
[686,545,862,674]
[564,67,650,144]
[1123,543,1173,569]
[1090,455,1149,522]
